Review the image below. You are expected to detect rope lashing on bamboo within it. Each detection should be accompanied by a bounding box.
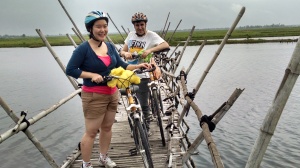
[176,70,187,84]
[165,104,175,116]
[184,91,195,116]
[165,122,177,137]
[14,111,30,132]
[287,68,300,75]
[200,115,216,132]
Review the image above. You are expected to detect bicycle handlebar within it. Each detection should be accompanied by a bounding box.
[101,66,156,84]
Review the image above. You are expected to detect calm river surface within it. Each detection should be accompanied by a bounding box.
[0,42,299,168]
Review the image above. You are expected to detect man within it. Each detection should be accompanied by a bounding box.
[120,12,170,135]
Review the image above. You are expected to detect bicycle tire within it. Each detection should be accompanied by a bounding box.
[129,115,140,154]
[148,92,157,118]
[158,88,164,115]
[134,118,154,168]
[152,90,166,146]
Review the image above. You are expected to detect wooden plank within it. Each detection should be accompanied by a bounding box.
[66,84,183,168]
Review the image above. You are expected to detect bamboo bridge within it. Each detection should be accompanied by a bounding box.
[1,1,300,168]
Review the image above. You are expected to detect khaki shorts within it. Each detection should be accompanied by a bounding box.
[81,91,119,119]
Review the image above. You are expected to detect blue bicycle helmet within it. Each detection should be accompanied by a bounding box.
[85,10,109,32]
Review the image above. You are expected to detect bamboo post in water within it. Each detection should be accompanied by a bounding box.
[72,27,85,42]
[180,69,224,168]
[0,97,59,168]
[36,29,79,90]
[246,37,300,168]
[167,19,182,43]
[186,40,207,75]
[161,12,170,37]
[66,33,78,48]
[0,89,81,143]
[121,25,129,35]
[162,22,171,40]
[57,0,85,41]
[194,7,245,94]
[182,88,244,163]
[107,13,125,41]
[176,6,245,126]
[172,26,195,74]
[176,40,206,126]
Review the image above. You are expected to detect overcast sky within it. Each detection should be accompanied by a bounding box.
[1,0,299,36]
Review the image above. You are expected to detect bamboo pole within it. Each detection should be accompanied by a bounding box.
[167,19,182,43]
[72,27,85,42]
[246,36,300,168]
[0,89,81,144]
[121,25,128,35]
[186,40,207,75]
[57,0,85,41]
[182,88,244,163]
[177,6,246,127]
[0,97,59,168]
[176,40,206,126]
[194,7,245,94]
[36,29,79,90]
[107,13,125,41]
[169,44,180,59]
[162,22,171,40]
[161,12,170,37]
[172,26,195,74]
[60,150,81,168]
[179,69,224,168]
[66,33,78,48]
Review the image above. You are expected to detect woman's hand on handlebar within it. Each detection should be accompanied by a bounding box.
[91,73,104,84]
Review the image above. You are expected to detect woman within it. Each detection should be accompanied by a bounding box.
[66,10,149,168]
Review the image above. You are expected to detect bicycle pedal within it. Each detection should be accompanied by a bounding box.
[165,110,172,116]
[129,148,137,156]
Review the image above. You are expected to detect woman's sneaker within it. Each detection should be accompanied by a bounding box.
[99,155,116,168]
[82,162,93,168]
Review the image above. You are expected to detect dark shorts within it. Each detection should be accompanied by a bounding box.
[81,91,119,119]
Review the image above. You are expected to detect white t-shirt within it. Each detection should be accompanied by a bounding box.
[124,30,165,78]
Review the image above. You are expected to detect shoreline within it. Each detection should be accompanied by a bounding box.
[0,37,298,48]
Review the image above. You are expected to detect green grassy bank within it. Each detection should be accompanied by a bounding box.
[1,27,299,48]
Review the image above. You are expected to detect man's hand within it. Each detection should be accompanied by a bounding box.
[142,49,151,58]
[153,66,161,79]
[124,52,133,59]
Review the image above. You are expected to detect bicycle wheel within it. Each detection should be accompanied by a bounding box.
[158,88,164,115]
[152,90,166,146]
[129,115,140,155]
[148,92,157,118]
[134,118,154,168]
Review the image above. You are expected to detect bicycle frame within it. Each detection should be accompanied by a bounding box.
[113,73,154,168]
[148,70,166,146]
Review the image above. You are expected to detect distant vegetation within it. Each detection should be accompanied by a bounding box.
[0,25,299,48]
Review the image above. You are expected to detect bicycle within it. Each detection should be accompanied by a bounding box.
[131,52,167,147]
[103,68,154,168]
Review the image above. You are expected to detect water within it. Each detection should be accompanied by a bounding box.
[0,42,300,168]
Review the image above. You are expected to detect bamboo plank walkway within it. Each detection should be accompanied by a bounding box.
[66,91,183,168]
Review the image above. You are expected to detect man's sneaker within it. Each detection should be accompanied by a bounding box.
[130,130,133,138]
[145,114,154,122]
[99,155,116,168]
[82,162,93,168]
